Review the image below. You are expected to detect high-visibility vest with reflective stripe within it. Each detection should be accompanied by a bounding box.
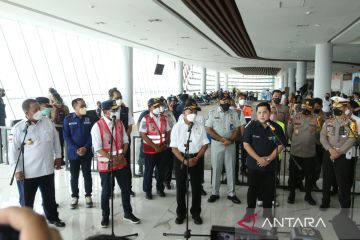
[96,118,127,172]
[143,114,167,154]
[276,120,285,161]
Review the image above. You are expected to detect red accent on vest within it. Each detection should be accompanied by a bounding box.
[96,118,127,172]
[143,114,167,154]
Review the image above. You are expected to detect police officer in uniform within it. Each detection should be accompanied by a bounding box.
[139,98,171,199]
[320,97,356,212]
[91,100,140,227]
[109,87,135,196]
[243,102,286,219]
[170,99,209,225]
[287,99,317,205]
[206,91,242,204]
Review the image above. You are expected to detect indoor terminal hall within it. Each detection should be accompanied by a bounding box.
[0,0,360,240]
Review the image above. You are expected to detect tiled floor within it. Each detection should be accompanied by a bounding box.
[0,162,359,240]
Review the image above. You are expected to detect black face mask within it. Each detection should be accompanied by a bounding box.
[333,108,343,116]
[325,96,330,100]
[301,109,311,115]
[220,103,230,111]
[313,109,321,114]
[273,98,281,104]
[0,92,4,97]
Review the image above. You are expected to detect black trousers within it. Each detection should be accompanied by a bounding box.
[247,168,275,209]
[99,168,132,217]
[288,155,316,196]
[143,151,166,193]
[125,145,132,189]
[315,144,324,181]
[69,157,92,198]
[55,127,64,159]
[322,152,352,208]
[164,148,175,184]
[23,174,59,221]
[174,157,202,218]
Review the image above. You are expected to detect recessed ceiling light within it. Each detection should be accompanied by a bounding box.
[180,36,190,39]
[305,11,312,15]
[90,5,95,9]
[314,23,321,27]
[148,19,162,23]
[296,24,310,27]
[200,47,208,50]
[139,38,148,41]
[95,21,106,25]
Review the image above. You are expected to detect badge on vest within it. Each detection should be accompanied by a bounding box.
[26,138,34,145]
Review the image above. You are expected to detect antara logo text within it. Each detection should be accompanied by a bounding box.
[237,213,326,233]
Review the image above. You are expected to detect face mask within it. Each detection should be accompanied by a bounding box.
[115,99,122,106]
[238,99,246,106]
[41,108,51,116]
[333,108,343,116]
[220,103,230,111]
[301,109,311,115]
[33,111,43,121]
[186,113,196,123]
[325,96,330,100]
[345,109,351,116]
[273,98,281,104]
[313,109,321,114]
[229,106,235,110]
[152,107,161,115]
[110,111,120,119]
[79,107,87,115]
[160,106,165,113]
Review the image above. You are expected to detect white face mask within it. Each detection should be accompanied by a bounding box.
[110,111,120,120]
[186,113,196,123]
[79,107,87,116]
[152,107,161,115]
[33,111,43,121]
[116,99,122,106]
[160,106,165,113]
[238,99,246,106]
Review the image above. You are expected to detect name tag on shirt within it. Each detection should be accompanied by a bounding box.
[69,122,78,126]
[252,135,260,138]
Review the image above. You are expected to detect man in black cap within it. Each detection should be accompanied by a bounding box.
[91,100,140,227]
[139,98,171,199]
[170,99,209,225]
[206,91,241,204]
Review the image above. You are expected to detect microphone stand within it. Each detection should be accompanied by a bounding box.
[97,116,138,240]
[10,121,30,190]
[163,122,209,239]
[266,122,287,237]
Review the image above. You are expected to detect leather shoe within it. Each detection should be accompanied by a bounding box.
[207,195,219,203]
[319,203,330,211]
[201,188,207,196]
[287,192,295,204]
[157,190,166,197]
[175,216,185,224]
[130,190,135,197]
[192,216,203,225]
[101,216,109,228]
[145,192,153,200]
[49,219,65,227]
[304,195,316,205]
[227,195,241,204]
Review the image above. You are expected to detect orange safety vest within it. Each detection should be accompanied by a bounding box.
[96,118,127,172]
[143,114,167,154]
[243,106,253,119]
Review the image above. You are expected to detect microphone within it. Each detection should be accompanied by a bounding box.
[265,121,276,132]
[188,122,193,132]
[23,120,31,132]
[111,115,116,121]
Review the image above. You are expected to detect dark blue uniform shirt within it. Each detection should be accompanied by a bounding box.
[63,113,95,160]
[243,120,286,172]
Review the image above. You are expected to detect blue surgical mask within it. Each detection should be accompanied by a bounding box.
[41,108,51,116]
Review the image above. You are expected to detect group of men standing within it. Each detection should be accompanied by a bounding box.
[7,86,358,230]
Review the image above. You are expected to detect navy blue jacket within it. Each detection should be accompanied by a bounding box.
[63,113,95,160]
